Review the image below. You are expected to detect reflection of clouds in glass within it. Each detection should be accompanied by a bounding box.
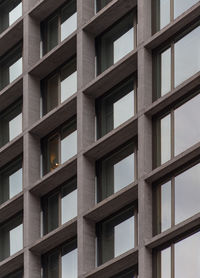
[9,224,23,255]
[160,0,170,29]
[61,12,77,41]
[161,114,171,164]
[175,163,200,224]
[175,26,200,87]
[175,93,200,156]
[9,168,22,199]
[9,113,22,141]
[161,181,171,232]
[62,248,77,278]
[174,0,199,18]
[114,28,134,63]
[61,71,77,103]
[61,189,77,224]
[175,231,200,277]
[9,2,22,26]
[61,130,77,163]
[161,247,171,278]
[9,57,22,83]
[161,48,171,96]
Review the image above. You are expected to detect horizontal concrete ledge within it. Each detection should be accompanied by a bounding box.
[0,135,23,168]
[84,116,138,160]
[145,142,200,184]
[84,182,138,222]
[29,0,68,21]
[0,193,23,224]
[0,251,23,278]
[145,2,200,50]
[0,19,23,57]
[83,49,137,99]
[0,77,23,113]
[30,218,77,255]
[29,93,77,137]
[30,156,77,196]
[145,72,200,117]
[29,33,76,79]
[83,0,137,36]
[84,248,138,278]
[145,212,200,249]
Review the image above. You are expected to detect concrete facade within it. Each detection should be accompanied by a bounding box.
[0,0,200,277]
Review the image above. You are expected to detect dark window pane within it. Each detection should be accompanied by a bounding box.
[96,12,134,74]
[61,0,77,41]
[96,0,112,12]
[0,0,22,34]
[97,143,135,202]
[45,74,59,114]
[0,158,22,205]
[111,268,137,278]
[42,250,59,278]
[41,15,58,56]
[3,269,23,278]
[0,44,22,90]
[97,207,135,265]
[43,135,59,175]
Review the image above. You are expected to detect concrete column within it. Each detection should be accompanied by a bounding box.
[77,1,97,277]
[137,0,153,277]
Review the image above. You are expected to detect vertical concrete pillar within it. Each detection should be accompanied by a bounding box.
[137,0,153,277]
[77,1,96,277]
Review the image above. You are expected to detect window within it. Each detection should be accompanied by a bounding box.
[42,239,77,278]
[96,11,136,75]
[42,178,77,235]
[3,270,23,278]
[154,162,200,234]
[0,213,23,261]
[0,0,22,34]
[111,268,138,278]
[41,0,77,56]
[153,0,199,32]
[0,100,22,148]
[154,92,200,166]
[96,205,137,265]
[0,157,22,205]
[95,0,112,12]
[154,23,200,99]
[0,44,23,91]
[96,142,136,202]
[42,117,77,175]
[96,77,136,138]
[41,58,77,115]
[155,230,200,278]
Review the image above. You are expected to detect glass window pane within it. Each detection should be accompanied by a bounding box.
[174,0,199,18]
[9,2,22,26]
[47,16,58,53]
[160,0,170,30]
[174,93,200,155]
[9,168,22,199]
[47,136,59,172]
[61,0,77,41]
[161,247,171,278]
[161,48,171,96]
[61,181,77,224]
[96,0,112,12]
[160,114,171,164]
[43,251,59,278]
[9,224,23,255]
[161,181,171,232]
[9,57,22,83]
[61,60,77,103]
[9,113,22,141]
[175,163,200,224]
[61,130,77,163]
[46,74,59,114]
[175,231,200,278]
[114,153,134,192]
[47,194,59,233]
[174,26,200,87]
[113,91,134,128]
[114,216,134,257]
[62,247,77,278]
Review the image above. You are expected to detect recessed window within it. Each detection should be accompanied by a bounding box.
[96,206,137,265]
[96,11,136,75]
[0,0,22,34]
[3,269,23,278]
[155,231,200,278]
[42,239,77,278]
[0,157,22,205]
[154,162,200,234]
[154,23,200,99]
[41,58,77,115]
[0,44,23,90]
[96,142,136,202]
[41,0,77,56]
[42,178,77,235]
[153,0,199,32]
[96,77,136,138]
[42,117,77,175]
[154,92,200,166]
[0,100,22,148]
[95,0,112,12]
[0,213,23,262]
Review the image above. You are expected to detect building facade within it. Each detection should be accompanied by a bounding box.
[0,0,200,277]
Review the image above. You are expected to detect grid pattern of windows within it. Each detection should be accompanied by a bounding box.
[0,0,199,277]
